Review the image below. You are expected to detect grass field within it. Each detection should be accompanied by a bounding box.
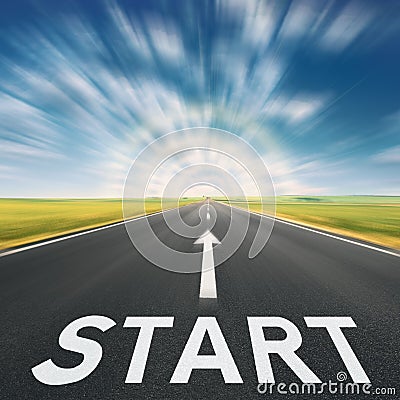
[1,196,399,251]
[0,198,199,250]
[223,196,400,250]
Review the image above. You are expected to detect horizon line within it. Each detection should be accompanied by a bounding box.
[1,194,399,199]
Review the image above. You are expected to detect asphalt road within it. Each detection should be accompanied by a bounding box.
[0,201,399,399]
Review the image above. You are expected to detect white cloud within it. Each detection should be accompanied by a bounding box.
[0,139,63,160]
[109,3,152,59]
[265,94,327,124]
[146,16,184,62]
[319,2,373,52]
[372,145,400,163]
[274,179,327,195]
[279,0,317,39]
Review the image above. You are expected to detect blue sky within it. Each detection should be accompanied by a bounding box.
[0,0,399,197]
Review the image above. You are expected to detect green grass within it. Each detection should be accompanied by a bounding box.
[219,196,400,250]
[0,198,199,250]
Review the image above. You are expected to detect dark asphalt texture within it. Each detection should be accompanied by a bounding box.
[0,201,399,399]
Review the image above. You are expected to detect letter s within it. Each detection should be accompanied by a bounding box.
[31,315,116,385]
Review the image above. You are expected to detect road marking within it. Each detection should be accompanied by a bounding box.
[194,230,220,298]
[221,202,400,258]
[0,205,192,258]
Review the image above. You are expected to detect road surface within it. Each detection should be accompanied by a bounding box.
[0,201,399,399]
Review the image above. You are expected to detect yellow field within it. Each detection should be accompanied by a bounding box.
[0,198,198,250]
[225,196,400,250]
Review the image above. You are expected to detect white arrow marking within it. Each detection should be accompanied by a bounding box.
[194,230,220,298]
